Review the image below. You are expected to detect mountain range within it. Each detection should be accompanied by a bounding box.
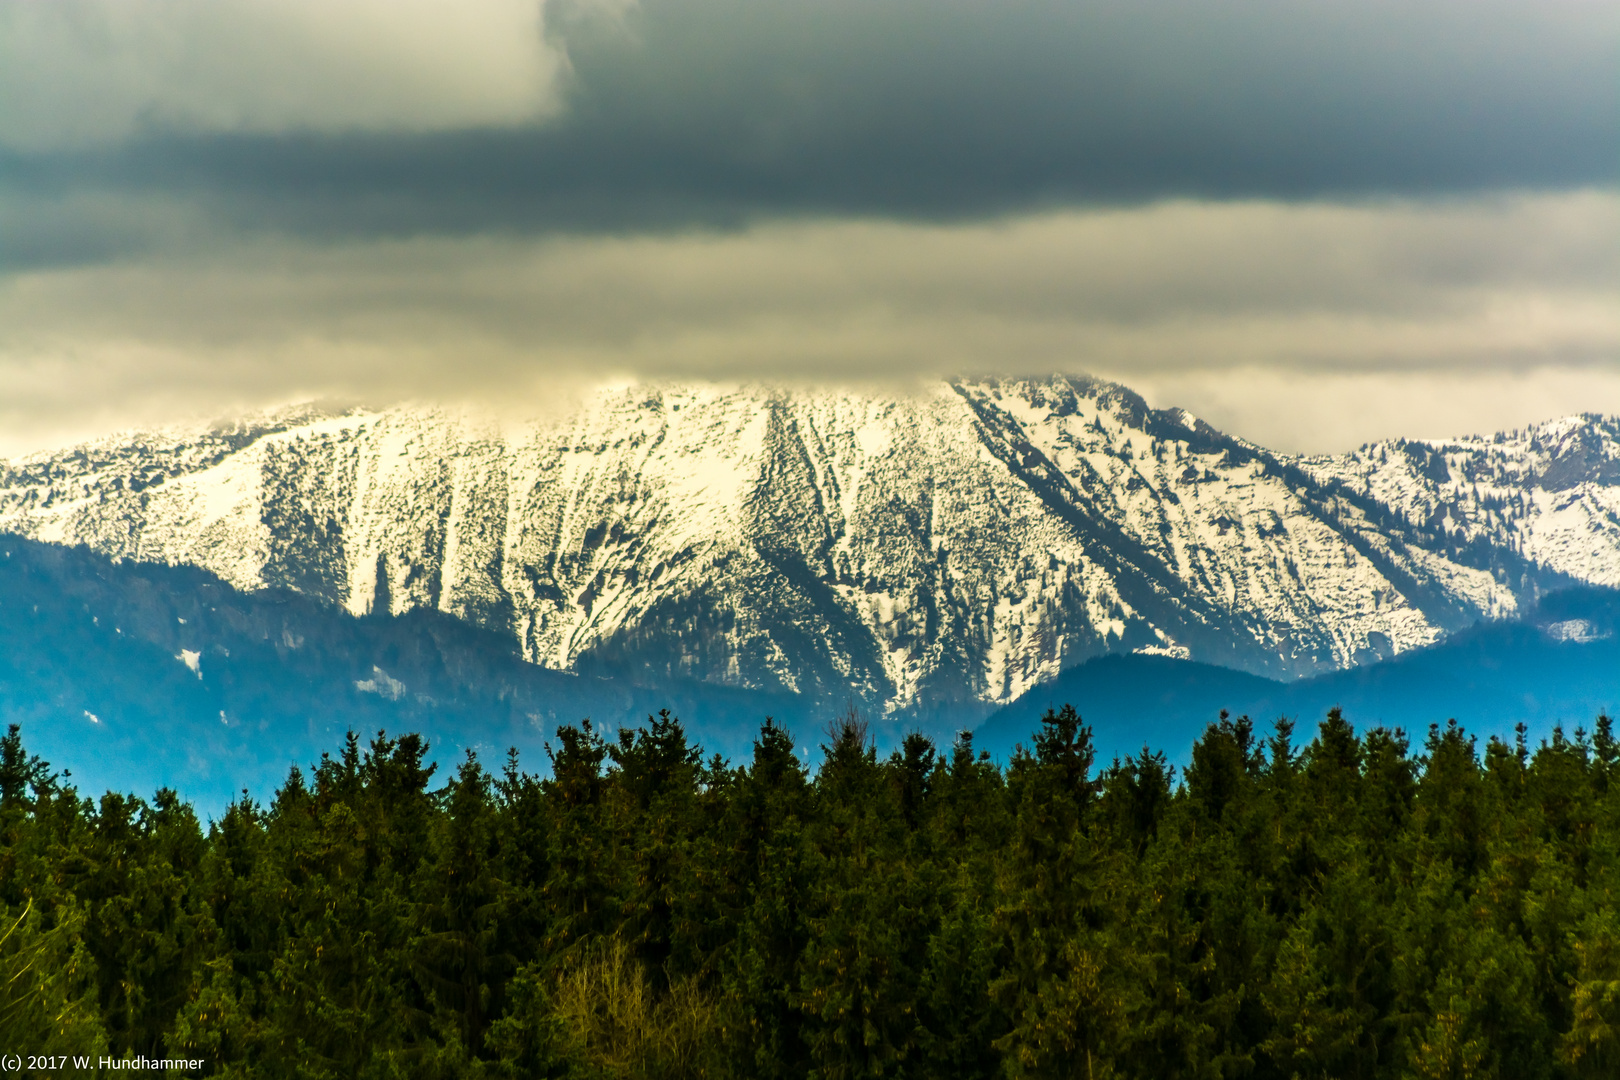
[3,375,1617,742]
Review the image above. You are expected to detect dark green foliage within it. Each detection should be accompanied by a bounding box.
[2,707,1619,1077]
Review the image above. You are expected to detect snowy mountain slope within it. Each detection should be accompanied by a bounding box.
[0,377,1605,724]
[1297,415,1620,589]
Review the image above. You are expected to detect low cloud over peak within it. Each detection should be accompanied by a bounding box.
[2,1,1615,454]
[3,192,1616,456]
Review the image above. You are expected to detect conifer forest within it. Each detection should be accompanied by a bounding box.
[3,705,1620,1079]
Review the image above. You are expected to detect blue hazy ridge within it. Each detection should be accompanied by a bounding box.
[977,591,1620,768]
[0,536,812,811]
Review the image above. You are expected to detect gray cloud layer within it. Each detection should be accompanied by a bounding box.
[3,193,1616,455]
[3,1,1615,456]
[4,0,1615,265]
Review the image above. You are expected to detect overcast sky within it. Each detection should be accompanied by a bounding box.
[2,0,1616,455]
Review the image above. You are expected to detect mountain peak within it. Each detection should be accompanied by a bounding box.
[3,378,1614,725]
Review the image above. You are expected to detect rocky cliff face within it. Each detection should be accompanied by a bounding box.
[2,377,1609,723]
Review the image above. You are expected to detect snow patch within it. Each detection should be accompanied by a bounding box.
[356,666,407,701]
[1545,619,1609,644]
[1134,644,1192,660]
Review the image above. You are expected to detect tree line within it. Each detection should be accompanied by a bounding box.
[1,703,1619,1078]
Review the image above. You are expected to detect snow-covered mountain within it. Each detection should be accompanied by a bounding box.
[1297,415,1620,590]
[2,377,1611,725]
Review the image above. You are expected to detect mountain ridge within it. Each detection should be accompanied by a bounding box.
[977,584,1620,768]
[2,375,1612,726]
[0,533,812,807]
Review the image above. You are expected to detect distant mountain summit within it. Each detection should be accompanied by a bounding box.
[1299,414,1620,589]
[2,376,1613,726]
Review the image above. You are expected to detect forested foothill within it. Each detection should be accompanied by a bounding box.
[2,703,1619,1078]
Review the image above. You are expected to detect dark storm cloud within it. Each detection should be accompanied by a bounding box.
[4,0,1614,264]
